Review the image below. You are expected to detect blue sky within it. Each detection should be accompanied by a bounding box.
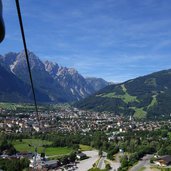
[1,0,171,82]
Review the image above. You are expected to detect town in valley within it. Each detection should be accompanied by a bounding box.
[0,103,171,171]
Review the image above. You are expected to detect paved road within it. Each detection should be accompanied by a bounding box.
[108,160,121,171]
[129,154,153,171]
[106,153,121,171]
[97,152,121,171]
[75,150,99,171]
[97,152,107,169]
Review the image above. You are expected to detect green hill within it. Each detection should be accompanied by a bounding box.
[74,69,171,119]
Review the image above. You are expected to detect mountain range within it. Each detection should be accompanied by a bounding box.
[74,69,171,119]
[0,50,110,103]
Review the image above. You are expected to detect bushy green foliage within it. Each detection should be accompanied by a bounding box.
[107,146,119,160]
[0,158,30,171]
[105,163,111,170]
[0,139,16,155]
[2,127,171,171]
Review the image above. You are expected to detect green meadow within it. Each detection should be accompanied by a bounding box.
[13,139,72,156]
[79,144,92,151]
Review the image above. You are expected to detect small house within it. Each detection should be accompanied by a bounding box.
[154,155,171,166]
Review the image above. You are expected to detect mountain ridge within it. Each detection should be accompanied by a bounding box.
[85,77,112,92]
[0,50,110,103]
[74,68,171,119]
[0,63,50,102]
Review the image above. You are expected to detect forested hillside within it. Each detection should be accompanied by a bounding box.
[75,69,171,119]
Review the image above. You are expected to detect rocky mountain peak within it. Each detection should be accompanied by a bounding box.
[14,51,46,72]
[0,50,109,102]
[44,60,59,77]
[68,68,78,75]
[3,52,17,66]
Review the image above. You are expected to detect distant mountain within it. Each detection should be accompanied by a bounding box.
[74,69,171,119]
[0,63,50,102]
[0,50,109,103]
[1,51,71,102]
[85,77,112,91]
[45,61,94,100]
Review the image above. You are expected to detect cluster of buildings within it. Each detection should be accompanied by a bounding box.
[1,106,171,170]
[0,106,171,134]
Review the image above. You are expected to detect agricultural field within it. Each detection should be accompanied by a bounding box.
[0,102,43,111]
[0,103,18,110]
[13,139,72,156]
[45,147,72,156]
[0,102,70,112]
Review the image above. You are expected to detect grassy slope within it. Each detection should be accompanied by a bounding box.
[130,107,147,119]
[148,95,157,109]
[121,84,139,103]
[98,84,147,119]
[98,84,139,103]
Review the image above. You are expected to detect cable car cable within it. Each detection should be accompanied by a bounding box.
[15,0,40,129]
